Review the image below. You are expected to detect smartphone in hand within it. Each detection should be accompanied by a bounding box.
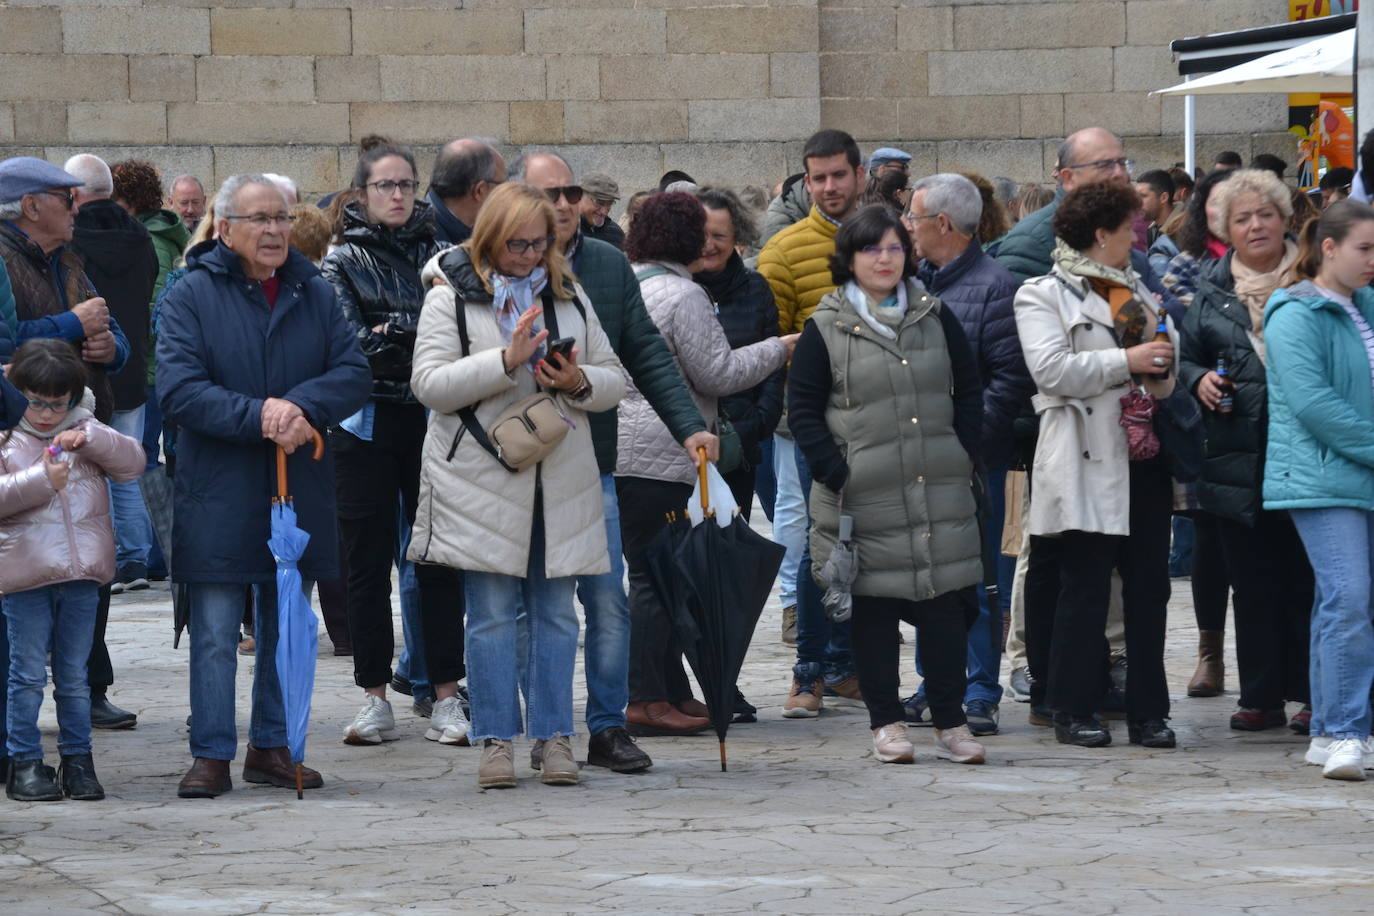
[546,336,576,366]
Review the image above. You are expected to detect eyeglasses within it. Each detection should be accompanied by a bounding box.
[1062,157,1134,175]
[223,213,296,228]
[542,186,584,205]
[26,395,78,415]
[39,189,74,208]
[902,211,939,223]
[858,243,909,258]
[366,179,420,196]
[505,235,556,255]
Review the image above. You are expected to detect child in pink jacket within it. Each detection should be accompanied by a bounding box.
[0,340,144,802]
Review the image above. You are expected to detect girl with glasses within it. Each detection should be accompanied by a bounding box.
[0,340,145,802]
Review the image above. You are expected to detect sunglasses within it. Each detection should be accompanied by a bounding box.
[39,189,74,208]
[505,235,556,255]
[543,185,584,205]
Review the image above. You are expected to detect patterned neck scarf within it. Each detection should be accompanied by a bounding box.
[1053,237,1148,347]
[491,266,548,373]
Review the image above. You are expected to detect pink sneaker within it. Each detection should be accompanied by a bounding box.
[934,725,986,764]
[872,722,914,763]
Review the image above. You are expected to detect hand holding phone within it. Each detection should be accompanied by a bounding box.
[545,336,576,366]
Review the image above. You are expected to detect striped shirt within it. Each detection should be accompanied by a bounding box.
[1317,284,1374,396]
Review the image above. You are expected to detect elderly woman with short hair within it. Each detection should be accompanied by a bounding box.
[1179,168,1313,734]
[1016,181,1179,751]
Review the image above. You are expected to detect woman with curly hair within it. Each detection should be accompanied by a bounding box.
[111,161,189,308]
[1015,181,1180,751]
[617,191,796,737]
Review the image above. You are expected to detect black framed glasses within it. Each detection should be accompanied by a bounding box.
[366,179,420,196]
[543,185,584,205]
[1061,157,1133,175]
[505,235,555,255]
[25,395,79,414]
[40,189,74,208]
[223,213,296,228]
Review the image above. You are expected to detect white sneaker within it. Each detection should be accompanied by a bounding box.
[424,695,470,746]
[1322,737,1367,781]
[1305,736,1374,768]
[343,695,396,745]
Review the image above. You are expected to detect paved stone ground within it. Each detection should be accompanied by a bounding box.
[3,508,1374,914]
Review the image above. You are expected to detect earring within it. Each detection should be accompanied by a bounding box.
[1099,241,1106,248]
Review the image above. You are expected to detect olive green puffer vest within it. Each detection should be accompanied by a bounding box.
[808,284,982,601]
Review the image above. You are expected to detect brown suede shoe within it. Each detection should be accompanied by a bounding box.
[177,757,232,798]
[243,745,323,790]
[626,701,710,737]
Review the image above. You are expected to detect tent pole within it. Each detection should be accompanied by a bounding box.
[1184,75,1196,175]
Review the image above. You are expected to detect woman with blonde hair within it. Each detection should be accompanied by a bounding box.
[408,182,626,789]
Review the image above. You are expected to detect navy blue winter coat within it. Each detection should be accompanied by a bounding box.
[920,243,1036,471]
[156,241,370,584]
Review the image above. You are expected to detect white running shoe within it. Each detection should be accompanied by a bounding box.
[1322,737,1367,781]
[1306,736,1374,769]
[424,695,470,746]
[343,695,396,745]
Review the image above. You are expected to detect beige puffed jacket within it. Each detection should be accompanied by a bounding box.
[407,249,626,579]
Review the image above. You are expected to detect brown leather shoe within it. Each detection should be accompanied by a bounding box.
[243,745,324,790]
[626,701,711,737]
[1187,630,1224,697]
[177,757,232,798]
[675,697,710,719]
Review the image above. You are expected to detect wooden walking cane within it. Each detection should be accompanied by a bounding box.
[274,429,324,799]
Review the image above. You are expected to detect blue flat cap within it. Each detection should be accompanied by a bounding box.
[0,157,83,205]
[868,147,912,169]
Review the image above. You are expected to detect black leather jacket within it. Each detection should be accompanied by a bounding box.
[320,200,441,403]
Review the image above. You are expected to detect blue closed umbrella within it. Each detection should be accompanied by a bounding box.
[269,433,324,798]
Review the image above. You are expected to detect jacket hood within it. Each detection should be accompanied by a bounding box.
[422,244,492,303]
[185,238,321,286]
[340,198,436,251]
[73,200,152,280]
[1263,278,1374,321]
[693,251,751,302]
[138,208,192,247]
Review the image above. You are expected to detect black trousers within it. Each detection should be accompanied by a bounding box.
[1191,511,1230,632]
[86,584,112,693]
[1216,511,1313,708]
[1027,460,1173,721]
[314,524,352,649]
[618,476,695,704]
[852,591,968,730]
[332,402,463,689]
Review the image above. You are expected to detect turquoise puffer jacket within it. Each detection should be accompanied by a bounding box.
[1263,280,1374,511]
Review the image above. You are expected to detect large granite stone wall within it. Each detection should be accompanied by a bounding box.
[0,0,1294,198]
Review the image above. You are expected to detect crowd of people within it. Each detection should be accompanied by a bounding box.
[2,119,1374,802]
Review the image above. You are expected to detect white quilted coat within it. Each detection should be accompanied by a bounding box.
[615,260,788,484]
[407,257,626,578]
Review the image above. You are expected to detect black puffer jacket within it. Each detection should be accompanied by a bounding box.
[919,242,1034,471]
[694,252,784,465]
[1179,252,1270,526]
[320,199,441,402]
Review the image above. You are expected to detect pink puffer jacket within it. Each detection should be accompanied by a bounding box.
[0,415,146,596]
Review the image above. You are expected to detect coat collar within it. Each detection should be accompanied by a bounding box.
[920,241,981,295]
[817,279,938,357]
[340,198,437,252]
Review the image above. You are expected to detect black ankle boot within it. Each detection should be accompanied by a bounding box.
[59,754,105,800]
[7,759,63,801]
[1127,719,1176,748]
[1053,714,1112,748]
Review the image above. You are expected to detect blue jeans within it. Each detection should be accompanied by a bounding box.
[772,433,807,609]
[793,440,851,676]
[465,515,579,741]
[107,406,152,568]
[392,496,430,699]
[574,474,631,734]
[1169,515,1195,577]
[187,580,311,760]
[4,581,100,760]
[141,384,161,469]
[1290,508,1374,740]
[912,468,1007,706]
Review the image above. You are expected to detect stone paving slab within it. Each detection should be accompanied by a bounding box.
[3,510,1374,913]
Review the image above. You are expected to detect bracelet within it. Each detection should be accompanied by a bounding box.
[567,369,593,401]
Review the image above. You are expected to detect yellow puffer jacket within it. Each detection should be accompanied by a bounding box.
[757,205,840,335]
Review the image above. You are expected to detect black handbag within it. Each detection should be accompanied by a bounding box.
[1152,384,1205,483]
[715,410,743,474]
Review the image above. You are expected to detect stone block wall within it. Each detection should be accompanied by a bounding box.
[0,0,1295,199]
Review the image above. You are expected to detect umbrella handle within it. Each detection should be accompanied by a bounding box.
[276,428,326,503]
[698,446,709,512]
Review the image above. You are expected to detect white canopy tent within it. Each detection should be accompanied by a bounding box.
[1155,29,1353,97]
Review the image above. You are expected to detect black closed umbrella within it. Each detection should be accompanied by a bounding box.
[647,451,785,770]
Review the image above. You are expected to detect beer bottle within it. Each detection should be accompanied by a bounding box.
[1151,317,1171,379]
[1215,356,1234,414]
